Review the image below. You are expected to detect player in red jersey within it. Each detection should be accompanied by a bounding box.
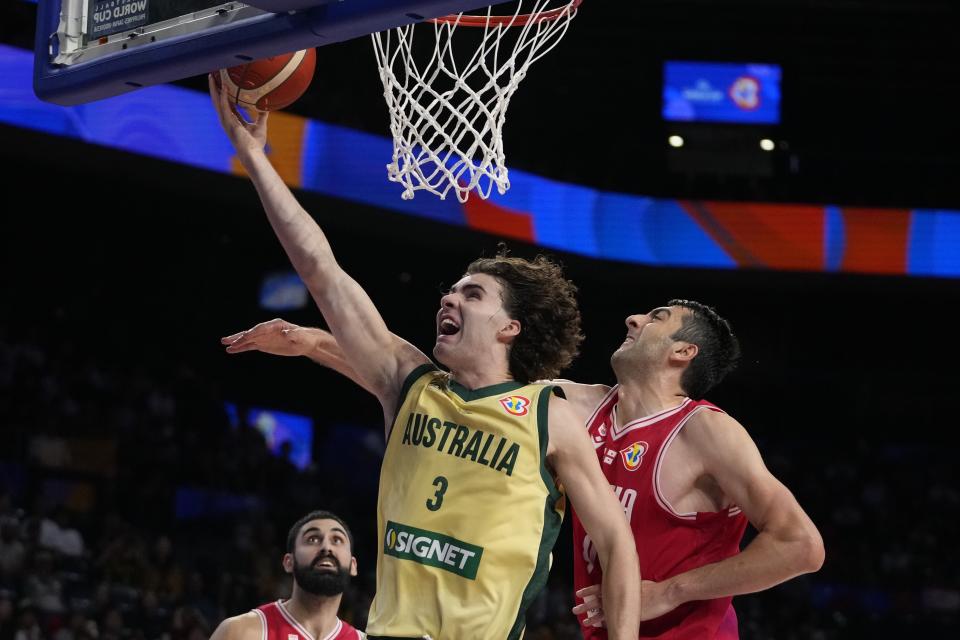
[562,300,824,638]
[221,300,824,638]
[209,511,365,640]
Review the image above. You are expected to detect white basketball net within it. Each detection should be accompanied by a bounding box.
[372,1,580,202]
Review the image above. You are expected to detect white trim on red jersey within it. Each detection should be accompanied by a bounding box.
[652,405,710,520]
[584,384,620,430]
[652,403,740,521]
[277,600,318,640]
[611,397,693,441]
[276,599,349,640]
[254,608,268,640]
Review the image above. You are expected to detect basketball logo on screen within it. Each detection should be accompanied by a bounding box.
[620,441,648,471]
[729,75,761,111]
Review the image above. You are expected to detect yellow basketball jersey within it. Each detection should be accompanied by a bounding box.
[365,365,565,640]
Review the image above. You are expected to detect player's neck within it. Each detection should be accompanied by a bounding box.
[283,589,343,639]
[615,377,686,422]
[448,363,514,391]
[441,340,516,391]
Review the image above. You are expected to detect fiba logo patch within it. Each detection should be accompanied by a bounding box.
[729,75,761,111]
[499,395,530,416]
[620,441,648,471]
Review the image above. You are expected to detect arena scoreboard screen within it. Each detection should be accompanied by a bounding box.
[663,61,782,125]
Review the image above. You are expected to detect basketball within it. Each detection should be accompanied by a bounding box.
[215,48,316,112]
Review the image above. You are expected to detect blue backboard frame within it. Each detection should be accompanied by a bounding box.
[34,0,509,105]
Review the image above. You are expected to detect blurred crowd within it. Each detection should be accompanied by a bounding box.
[1,326,957,639]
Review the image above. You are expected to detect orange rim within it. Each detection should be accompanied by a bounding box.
[428,0,581,27]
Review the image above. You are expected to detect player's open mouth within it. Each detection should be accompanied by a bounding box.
[439,318,461,336]
[314,558,338,570]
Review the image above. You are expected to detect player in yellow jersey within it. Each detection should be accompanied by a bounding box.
[210,79,640,640]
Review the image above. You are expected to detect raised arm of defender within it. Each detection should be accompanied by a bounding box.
[634,409,824,618]
[210,78,429,420]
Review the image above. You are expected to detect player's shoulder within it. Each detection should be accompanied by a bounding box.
[544,390,598,458]
[682,401,750,447]
[541,379,613,418]
[209,610,262,640]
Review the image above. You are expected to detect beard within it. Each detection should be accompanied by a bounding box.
[293,556,351,597]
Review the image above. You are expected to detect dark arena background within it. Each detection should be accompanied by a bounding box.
[2,1,960,638]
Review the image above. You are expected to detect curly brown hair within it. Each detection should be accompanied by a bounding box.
[465,249,583,383]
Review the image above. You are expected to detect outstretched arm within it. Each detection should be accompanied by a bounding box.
[210,77,429,419]
[222,319,377,396]
[639,410,825,620]
[548,397,641,639]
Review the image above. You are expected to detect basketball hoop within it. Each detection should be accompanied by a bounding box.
[372,1,582,202]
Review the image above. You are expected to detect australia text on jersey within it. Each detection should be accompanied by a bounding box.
[400,411,521,476]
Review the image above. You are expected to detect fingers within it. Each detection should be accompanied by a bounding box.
[572,603,605,627]
[221,326,259,345]
[571,586,601,616]
[218,73,235,116]
[209,71,246,128]
[572,584,604,627]
[226,342,259,353]
[208,73,227,126]
[571,596,600,615]
[223,329,254,352]
[233,104,250,125]
[575,585,601,599]
[210,71,245,131]
[583,611,605,628]
[221,331,246,344]
[221,319,292,353]
[252,109,269,132]
[224,341,260,354]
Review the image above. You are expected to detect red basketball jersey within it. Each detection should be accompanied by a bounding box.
[253,600,364,640]
[572,388,747,640]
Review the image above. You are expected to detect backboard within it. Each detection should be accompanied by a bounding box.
[34,0,511,105]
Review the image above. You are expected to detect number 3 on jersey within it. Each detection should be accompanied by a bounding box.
[426,475,448,511]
